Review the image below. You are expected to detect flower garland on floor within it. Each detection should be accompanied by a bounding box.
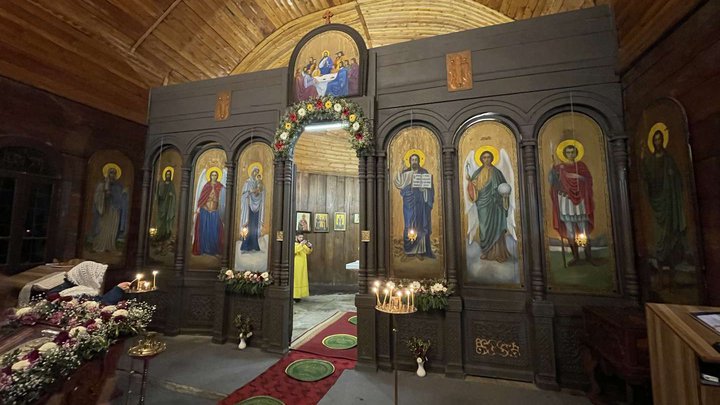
[219,269,272,297]
[274,96,372,157]
[390,279,453,312]
[1,296,155,404]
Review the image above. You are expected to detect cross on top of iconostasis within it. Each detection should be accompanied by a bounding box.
[322,10,333,25]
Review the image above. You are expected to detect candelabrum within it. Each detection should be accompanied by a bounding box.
[372,279,416,405]
[129,272,160,293]
[239,226,249,240]
[575,232,588,247]
[407,228,417,243]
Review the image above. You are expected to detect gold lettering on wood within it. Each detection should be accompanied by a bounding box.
[446,51,473,92]
[475,338,521,358]
[361,230,371,242]
[214,91,231,121]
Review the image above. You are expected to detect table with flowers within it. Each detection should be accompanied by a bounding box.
[0,296,155,405]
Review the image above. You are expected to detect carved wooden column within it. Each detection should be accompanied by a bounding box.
[521,140,545,300]
[358,156,368,292]
[365,154,376,292]
[135,166,152,270]
[264,156,293,354]
[522,138,558,390]
[609,136,639,302]
[442,146,458,289]
[174,164,192,274]
[376,153,386,280]
[166,162,191,336]
[221,161,235,269]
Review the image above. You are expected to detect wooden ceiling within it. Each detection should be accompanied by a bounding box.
[0,0,701,124]
[295,127,359,176]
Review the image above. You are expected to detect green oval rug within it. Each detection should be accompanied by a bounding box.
[322,333,357,350]
[284,358,335,382]
[236,395,285,405]
[348,315,357,325]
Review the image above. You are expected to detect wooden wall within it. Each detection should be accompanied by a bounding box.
[295,171,359,291]
[622,0,720,306]
[0,75,147,280]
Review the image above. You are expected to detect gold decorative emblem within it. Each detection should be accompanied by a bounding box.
[214,90,231,121]
[475,338,521,358]
[361,230,371,242]
[276,231,284,242]
[128,332,166,357]
[446,50,473,92]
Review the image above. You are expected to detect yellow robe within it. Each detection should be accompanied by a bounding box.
[294,242,312,298]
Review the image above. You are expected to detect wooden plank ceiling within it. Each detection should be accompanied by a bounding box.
[0,0,700,124]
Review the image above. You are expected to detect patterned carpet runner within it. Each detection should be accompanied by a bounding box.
[220,312,357,405]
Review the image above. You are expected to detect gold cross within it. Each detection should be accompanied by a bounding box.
[322,10,333,25]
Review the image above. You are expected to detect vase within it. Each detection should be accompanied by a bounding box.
[416,357,426,377]
[238,336,247,350]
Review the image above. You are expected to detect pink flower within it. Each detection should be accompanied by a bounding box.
[53,330,70,344]
[87,323,100,333]
[23,349,39,363]
[117,301,128,309]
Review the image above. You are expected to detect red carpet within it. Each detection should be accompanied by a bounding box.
[294,312,357,361]
[220,312,358,405]
[219,351,355,405]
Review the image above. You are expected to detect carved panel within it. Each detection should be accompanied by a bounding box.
[186,294,214,325]
[465,312,529,367]
[446,50,473,92]
[214,91,231,121]
[395,312,444,363]
[228,294,264,337]
[555,320,584,377]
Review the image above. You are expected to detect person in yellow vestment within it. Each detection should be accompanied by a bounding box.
[293,233,313,301]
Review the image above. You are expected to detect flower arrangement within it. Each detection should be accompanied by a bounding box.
[274,95,373,157]
[219,269,272,297]
[405,337,431,362]
[1,296,154,404]
[390,278,453,312]
[233,314,253,337]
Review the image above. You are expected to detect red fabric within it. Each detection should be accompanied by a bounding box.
[219,351,355,405]
[550,161,594,238]
[294,312,357,361]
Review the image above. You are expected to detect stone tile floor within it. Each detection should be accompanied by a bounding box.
[291,293,356,342]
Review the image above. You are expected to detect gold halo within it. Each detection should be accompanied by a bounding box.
[403,149,426,168]
[647,122,669,153]
[247,162,263,178]
[162,166,174,181]
[556,140,585,163]
[322,50,330,57]
[205,166,223,182]
[102,163,122,180]
[474,146,500,166]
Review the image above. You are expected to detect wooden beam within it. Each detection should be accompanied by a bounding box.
[131,0,182,53]
[354,0,373,48]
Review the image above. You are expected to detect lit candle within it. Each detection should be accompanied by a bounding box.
[405,289,411,310]
[152,270,159,289]
[396,291,403,310]
[143,281,151,291]
[372,286,380,306]
[383,288,389,306]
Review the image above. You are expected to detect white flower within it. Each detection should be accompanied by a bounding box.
[38,342,58,354]
[352,122,360,131]
[261,272,269,280]
[387,281,396,290]
[101,305,117,313]
[297,108,306,117]
[333,103,342,112]
[112,309,129,318]
[69,326,87,337]
[83,301,99,309]
[225,269,234,277]
[94,318,104,325]
[410,281,421,291]
[15,307,33,317]
[280,132,289,141]
[244,271,251,276]
[11,360,31,372]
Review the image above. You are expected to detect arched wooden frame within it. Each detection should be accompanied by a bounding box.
[535,109,621,296]
[383,122,446,280]
[452,114,528,292]
[286,24,368,104]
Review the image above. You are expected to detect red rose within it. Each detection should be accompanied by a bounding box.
[316,99,324,108]
[24,349,39,362]
[290,113,297,122]
[355,134,363,141]
[54,330,70,344]
[100,311,112,321]
[274,141,284,151]
[342,108,349,116]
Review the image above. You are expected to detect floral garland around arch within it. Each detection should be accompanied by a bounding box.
[274,96,372,157]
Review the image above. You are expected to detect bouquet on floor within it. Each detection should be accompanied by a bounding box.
[219,269,272,297]
[405,336,431,362]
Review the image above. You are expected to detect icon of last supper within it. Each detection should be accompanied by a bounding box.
[292,30,361,101]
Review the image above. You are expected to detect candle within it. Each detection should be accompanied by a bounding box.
[372,286,380,306]
[152,270,159,289]
[383,288,389,306]
[405,289,411,310]
[396,291,402,310]
[143,281,151,291]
